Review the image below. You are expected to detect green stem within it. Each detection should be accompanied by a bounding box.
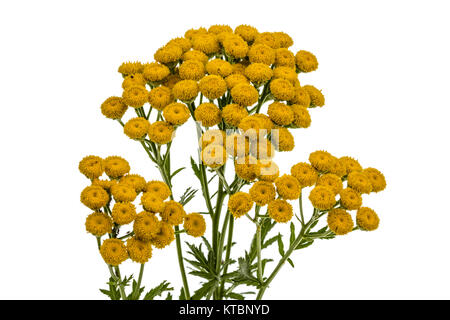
[110,266,127,300]
[133,264,145,300]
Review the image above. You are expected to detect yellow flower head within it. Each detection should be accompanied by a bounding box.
[92,179,117,191]
[238,114,265,138]
[160,200,186,226]
[179,59,205,81]
[275,174,301,200]
[120,174,147,193]
[111,183,137,202]
[126,237,152,264]
[154,44,183,64]
[295,50,319,73]
[339,156,363,175]
[254,32,280,49]
[148,121,175,145]
[228,192,254,218]
[249,181,276,206]
[225,74,249,90]
[184,213,207,237]
[257,159,280,182]
[270,78,295,101]
[111,202,137,225]
[225,133,250,158]
[167,37,192,53]
[327,209,353,235]
[329,157,347,177]
[248,44,276,65]
[148,86,174,111]
[273,32,293,48]
[339,187,363,210]
[234,155,260,181]
[303,85,325,107]
[199,75,227,100]
[208,24,233,34]
[363,168,386,193]
[122,73,146,90]
[223,35,249,59]
[133,211,160,242]
[250,137,275,160]
[141,192,165,213]
[231,83,259,107]
[206,59,233,78]
[245,63,273,85]
[356,207,380,231]
[309,186,336,210]
[268,102,294,126]
[145,180,171,200]
[122,85,148,108]
[124,117,150,139]
[85,212,113,237]
[232,62,248,75]
[199,129,226,149]
[150,221,175,249]
[274,49,295,69]
[271,127,295,152]
[192,34,220,55]
[104,156,130,179]
[273,66,297,84]
[309,150,335,172]
[290,87,311,107]
[163,102,191,126]
[100,239,128,266]
[101,96,128,120]
[235,25,259,43]
[118,61,144,76]
[185,27,208,40]
[253,114,274,132]
[316,173,343,195]
[195,103,222,127]
[347,171,372,194]
[172,80,199,102]
[291,105,311,128]
[201,144,227,168]
[268,199,293,223]
[163,73,182,89]
[182,50,209,65]
[290,162,318,187]
[143,62,170,82]
[81,185,109,210]
[79,155,104,180]
[222,103,248,127]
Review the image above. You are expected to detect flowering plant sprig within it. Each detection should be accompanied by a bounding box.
[79,24,386,300]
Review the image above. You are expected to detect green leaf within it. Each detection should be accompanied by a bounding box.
[296,239,314,250]
[277,233,285,257]
[165,292,173,300]
[262,235,280,249]
[171,167,186,179]
[227,292,245,300]
[290,222,296,245]
[143,281,173,300]
[179,287,186,300]
[191,280,218,300]
[100,277,121,300]
[190,157,201,180]
[127,279,145,300]
[232,257,260,287]
[287,258,295,268]
[179,187,198,206]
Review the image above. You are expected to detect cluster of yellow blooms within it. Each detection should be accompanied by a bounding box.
[79,155,206,266]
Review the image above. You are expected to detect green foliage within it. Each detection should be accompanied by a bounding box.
[143,281,173,300]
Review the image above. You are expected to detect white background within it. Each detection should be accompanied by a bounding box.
[1,0,449,300]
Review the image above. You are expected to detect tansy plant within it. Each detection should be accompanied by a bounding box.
[79,25,386,300]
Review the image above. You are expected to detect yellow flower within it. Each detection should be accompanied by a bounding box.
[154,44,183,64]
[273,66,298,85]
[270,78,295,101]
[143,62,170,82]
[163,102,191,126]
[273,32,293,48]
[199,129,226,149]
[228,192,254,218]
[119,174,147,193]
[238,114,265,138]
[100,239,128,266]
[81,185,109,210]
[257,159,280,182]
[268,102,294,126]
[274,48,295,68]
[122,85,148,108]
[111,202,137,225]
[303,85,325,107]
[295,50,319,73]
[124,117,150,139]
[308,150,335,172]
[79,155,103,180]
[249,181,276,206]
[225,133,250,158]
[199,75,227,100]
[85,212,113,237]
[309,186,336,210]
[275,174,301,200]
[253,114,274,132]
[225,74,249,90]
[290,87,311,107]
[208,24,233,34]
[234,155,260,181]
[183,213,207,237]
[92,179,117,191]
[101,96,128,120]
[111,183,137,202]
[290,105,311,128]
[182,50,209,65]
[327,209,353,235]
[231,83,259,107]
[271,126,294,152]
[179,60,205,81]
[148,121,175,145]
[163,73,182,89]
[268,199,293,223]
[133,211,160,242]
[148,86,174,111]
[192,34,220,55]
[222,103,248,127]
[104,156,130,179]
[126,237,152,264]
[232,62,247,75]
[339,156,363,175]
[363,168,386,193]
[122,73,146,89]
[145,181,171,200]
[223,35,249,59]
[347,171,372,194]
[290,162,318,187]
[329,157,347,177]
[141,192,165,213]
[160,200,186,226]
[356,207,380,231]
[250,137,275,159]
[185,27,208,40]
[206,59,233,77]
[248,44,276,65]
[118,61,144,76]
[254,32,280,49]
[234,25,259,43]
[194,103,222,127]
[339,187,362,210]
[201,144,227,168]
[167,37,192,53]
[245,63,273,85]
[172,80,199,102]
[316,173,343,195]
[150,221,175,249]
